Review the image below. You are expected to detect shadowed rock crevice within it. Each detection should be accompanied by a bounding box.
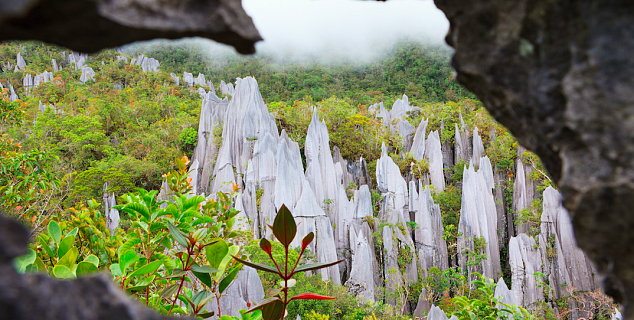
[0,0,262,54]
[434,0,634,316]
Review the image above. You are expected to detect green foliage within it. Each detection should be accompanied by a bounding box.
[433,186,462,260]
[450,274,535,320]
[233,205,345,320]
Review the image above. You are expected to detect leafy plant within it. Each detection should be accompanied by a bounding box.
[233,204,344,320]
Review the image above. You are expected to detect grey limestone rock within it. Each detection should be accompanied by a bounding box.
[494,277,518,307]
[183,72,194,87]
[102,183,119,234]
[411,118,428,161]
[220,80,235,96]
[410,183,449,273]
[206,266,264,319]
[141,57,159,72]
[376,142,409,224]
[80,67,95,83]
[425,130,445,192]
[169,73,179,86]
[194,73,206,86]
[457,159,501,280]
[509,233,543,307]
[16,52,25,71]
[396,120,414,152]
[390,94,422,121]
[51,59,59,71]
[427,304,455,320]
[453,119,471,163]
[345,227,375,302]
[22,73,32,88]
[304,109,338,219]
[472,127,485,162]
[9,83,18,101]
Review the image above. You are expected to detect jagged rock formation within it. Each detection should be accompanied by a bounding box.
[220,81,235,96]
[14,52,25,72]
[433,0,634,312]
[194,73,206,87]
[169,73,179,86]
[206,266,264,318]
[80,67,95,83]
[410,183,448,273]
[102,183,119,234]
[0,214,184,320]
[183,72,194,87]
[377,143,409,224]
[457,157,501,280]
[425,130,445,192]
[0,0,261,54]
[427,304,458,320]
[494,278,517,307]
[410,118,428,161]
[509,233,543,307]
[69,52,87,71]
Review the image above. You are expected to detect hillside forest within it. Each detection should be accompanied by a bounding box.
[0,40,619,320]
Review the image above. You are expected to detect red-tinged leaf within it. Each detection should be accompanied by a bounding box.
[232,255,279,274]
[245,297,283,313]
[261,299,284,320]
[293,259,345,274]
[289,293,336,301]
[301,232,314,249]
[259,238,272,254]
[272,204,296,248]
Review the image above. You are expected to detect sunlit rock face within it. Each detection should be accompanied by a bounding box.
[457,157,501,280]
[434,0,634,312]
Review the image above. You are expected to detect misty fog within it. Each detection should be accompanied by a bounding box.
[124,0,449,63]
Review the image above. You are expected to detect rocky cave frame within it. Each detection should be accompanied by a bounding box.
[1,0,633,319]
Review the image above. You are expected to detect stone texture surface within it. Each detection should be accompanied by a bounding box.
[0,213,189,320]
[457,158,501,279]
[425,130,445,192]
[0,0,261,54]
[433,0,634,313]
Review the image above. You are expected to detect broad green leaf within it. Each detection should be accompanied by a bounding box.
[191,290,208,307]
[57,235,75,259]
[66,227,79,237]
[52,265,75,279]
[119,250,139,274]
[128,260,163,277]
[117,237,141,257]
[39,236,56,258]
[110,263,123,277]
[205,240,228,269]
[160,284,179,298]
[47,221,61,244]
[191,264,219,274]
[13,248,36,273]
[76,261,98,276]
[35,257,47,272]
[57,247,79,269]
[232,255,279,274]
[219,265,242,294]
[272,204,296,248]
[168,222,189,247]
[198,292,217,310]
[218,316,234,320]
[199,312,215,319]
[215,245,239,280]
[293,259,345,274]
[83,254,100,267]
[161,268,186,279]
[192,269,212,288]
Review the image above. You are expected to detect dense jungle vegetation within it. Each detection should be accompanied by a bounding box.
[0,40,615,320]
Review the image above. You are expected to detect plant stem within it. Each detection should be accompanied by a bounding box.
[168,246,193,315]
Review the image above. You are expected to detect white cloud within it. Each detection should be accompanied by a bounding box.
[241,0,449,60]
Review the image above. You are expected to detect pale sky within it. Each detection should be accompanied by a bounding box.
[239,0,449,60]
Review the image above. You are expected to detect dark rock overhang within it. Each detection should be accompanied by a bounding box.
[0,0,262,54]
